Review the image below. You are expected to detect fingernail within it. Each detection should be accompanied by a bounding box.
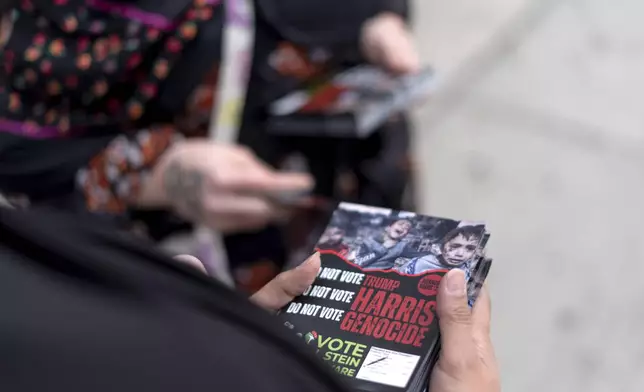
[445,269,466,295]
[298,251,320,268]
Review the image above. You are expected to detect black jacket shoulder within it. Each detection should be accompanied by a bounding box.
[0,207,350,392]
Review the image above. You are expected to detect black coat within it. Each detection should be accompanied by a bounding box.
[0,206,352,392]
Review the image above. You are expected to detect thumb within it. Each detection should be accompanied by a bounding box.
[174,254,207,275]
[250,252,321,310]
[437,269,476,369]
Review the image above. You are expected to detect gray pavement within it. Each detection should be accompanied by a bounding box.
[413,0,644,390]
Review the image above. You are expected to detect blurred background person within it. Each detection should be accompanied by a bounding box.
[0,0,419,293]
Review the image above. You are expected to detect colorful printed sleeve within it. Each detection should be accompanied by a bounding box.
[76,125,181,214]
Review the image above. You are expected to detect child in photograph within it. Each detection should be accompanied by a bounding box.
[398,225,483,275]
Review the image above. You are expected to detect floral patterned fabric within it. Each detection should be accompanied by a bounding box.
[0,0,411,216]
[79,39,329,213]
[2,0,215,135]
[0,0,221,211]
[77,125,179,212]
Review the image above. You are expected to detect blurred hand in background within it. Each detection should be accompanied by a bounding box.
[139,141,314,234]
[361,12,421,75]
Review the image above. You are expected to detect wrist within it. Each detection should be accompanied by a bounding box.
[134,147,176,208]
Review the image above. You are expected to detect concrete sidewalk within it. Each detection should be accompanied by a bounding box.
[413,0,644,390]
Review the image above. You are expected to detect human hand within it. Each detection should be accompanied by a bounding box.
[174,254,208,274]
[429,269,500,392]
[142,140,314,234]
[249,252,320,311]
[175,252,321,311]
[360,12,420,75]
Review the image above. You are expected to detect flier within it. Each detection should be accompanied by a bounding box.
[279,202,492,392]
[267,65,436,138]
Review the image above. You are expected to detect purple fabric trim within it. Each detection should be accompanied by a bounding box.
[1,0,227,139]
[87,0,223,31]
[0,119,75,139]
[86,0,178,31]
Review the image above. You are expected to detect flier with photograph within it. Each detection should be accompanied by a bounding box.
[279,202,492,392]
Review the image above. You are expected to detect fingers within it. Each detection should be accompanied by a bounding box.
[433,278,500,392]
[198,144,314,196]
[226,170,314,196]
[471,285,492,339]
[204,193,273,217]
[201,193,293,233]
[250,252,321,311]
[361,13,420,75]
[437,269,476,368]
[222,148,314,194]
[432,277,500,392]
[213,214,275,234]
[174,255,207,274]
